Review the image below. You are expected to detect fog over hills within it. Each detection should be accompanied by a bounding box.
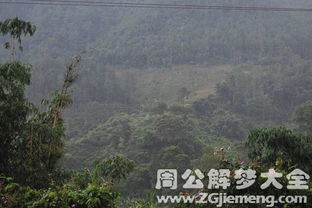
[1,0,312,199]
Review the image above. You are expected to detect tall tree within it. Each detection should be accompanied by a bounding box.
[22,55,81,187]
[0,17,81,187]
[0,17,35,177]
[0,62,31,176]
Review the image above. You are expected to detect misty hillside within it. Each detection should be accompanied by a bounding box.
[1,0,312,67]
[1,1,312,204]
[1,0,312,119]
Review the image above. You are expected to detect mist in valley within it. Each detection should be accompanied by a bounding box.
[0,1,312,207]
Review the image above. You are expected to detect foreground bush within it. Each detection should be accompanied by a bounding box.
[0,176,119,208]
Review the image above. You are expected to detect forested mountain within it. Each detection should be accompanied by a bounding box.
[1,1,312,205]
[2,0,312,68]
[1,0,312,130]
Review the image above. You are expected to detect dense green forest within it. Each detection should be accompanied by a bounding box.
[0,0,312,207]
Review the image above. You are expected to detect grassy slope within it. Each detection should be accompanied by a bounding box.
[115,64,233,105]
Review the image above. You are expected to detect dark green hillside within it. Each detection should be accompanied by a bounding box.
[64,55,312,196]
[1,1,312,206]
[1,1,312,141]
[64,108,240,195]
